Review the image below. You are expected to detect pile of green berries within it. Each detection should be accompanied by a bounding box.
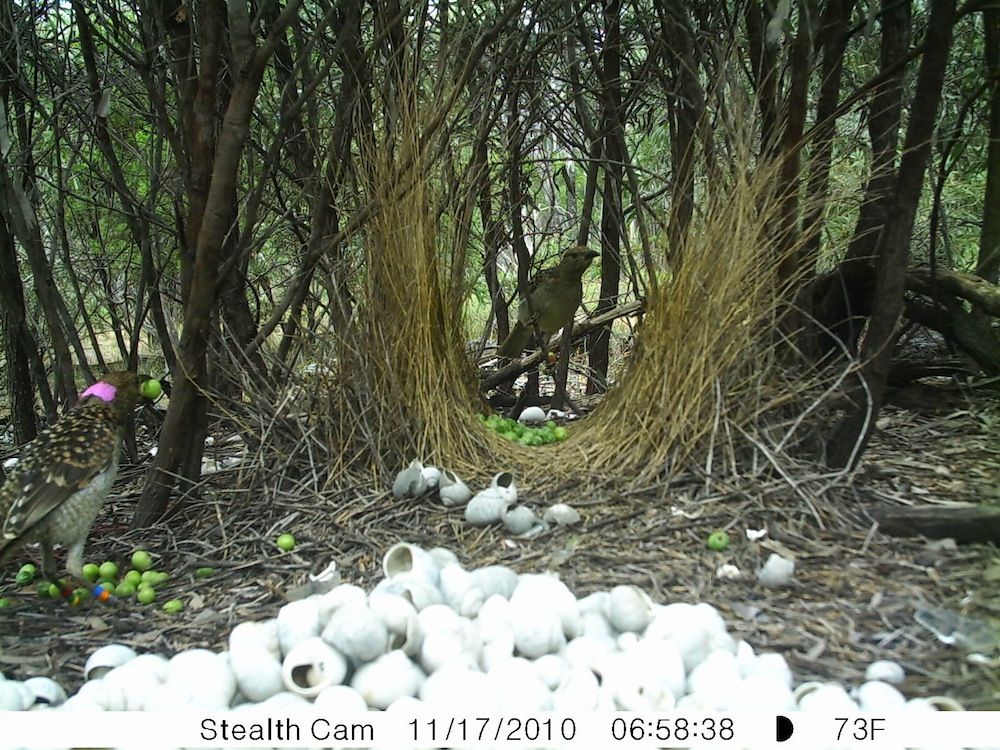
[479,414,569,446]
[11,550,189,612]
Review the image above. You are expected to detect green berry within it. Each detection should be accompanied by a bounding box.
[72,587,90,602]
[707,530,731,551]
[140,379,163,400]
[15,569,35,586]
[553,426,569,440]
[131,550,153,572]
[36,582,51,597]
[163,599,184,614]
[194,567,216,579]
[0,598,11,608]
[114,583,136,597]
[99,561,118,580]
[123,570,142,586]
[47,582,62,598]
[137,587,156,604]
[82,563,100,582]
[276,533,296,551]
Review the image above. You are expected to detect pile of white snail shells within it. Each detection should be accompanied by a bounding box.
[0,543,961,714]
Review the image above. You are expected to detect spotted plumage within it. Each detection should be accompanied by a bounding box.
[0,371,159,596]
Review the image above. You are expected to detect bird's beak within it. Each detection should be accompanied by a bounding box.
[586,249,599,259]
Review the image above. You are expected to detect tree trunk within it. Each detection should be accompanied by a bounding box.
[826,0,957,469]
[0,211,38,443]
[587,0,622,394]
[977,7,1000,283]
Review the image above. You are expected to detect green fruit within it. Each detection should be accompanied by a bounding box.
[47,582,62,598]
[82,563,100,582]
[140,379,163,400]
[137,581,154,591]
[194,567,216,579]
[151,571,170,586]
[123,570,142,586]
[36,582,52,597]
[163,599,184,614]
[72,587,90,602]
[137,587,156,604]
[0,598,11,608]
[131,550,153,572]
[276,533,296,551]
[18,563,37,577]
[141,570,158,583]
[553,426,569,440]
[99,561,118,580]
[15,568,35,586]
[114,583,137,597]
[707,530,731,551]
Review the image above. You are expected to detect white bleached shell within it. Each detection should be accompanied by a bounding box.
[166,650,236,709]
[562,634,617,675]
[480,622,515,672]
[617,631,640,651]
[508,599,565,659]
[383,543,440,587]
[580,611,614,639]
[578,591,609,616]
[418,605,483,673]
[85,644,138,681]
[419,665,495,713]
[420,465,441,488]
[533,654,569,690]
[428,547,460,569]
[517,406,546,424]
[602,645,682,710]
[276,597,322,656]
[855,680,906,711]
[3,457,18,470]
[393,459,428,499]
[0,681,32,710]
[687,649,741,696]
[504,506,538,535]
[101,654,170,711]
[23,677,66,707]
[141,681,198,710]
[228,644,283,703]
[741,651,793,688]
[229,620,280,659]
[439,564,484,617]
[796,682,858,711]
[257,691,312,710]
[512,574,581,638]
[368,591,423,656]
[465,491,509,526]
[489,471,517,505]
[318,583,368,621]
[552,666,600,710]
[486,657,553,711]
[351,650,426,709]
[604,585,653,633]
[865,659,905,685]
[543,503,580,526]
[438,470,473,507]
[645,602,727,672]
[281,637,348,698]
[314,685,369,713]
[757,553,796,588]
[322,602,390,663]
[472,566,519,600]
[726,672,796,711]
[372,573,443,611]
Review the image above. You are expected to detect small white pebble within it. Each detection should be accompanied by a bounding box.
[757,554,795,588]
[865,660,905,685]
[543,503,580,526]
[715,564,742,580]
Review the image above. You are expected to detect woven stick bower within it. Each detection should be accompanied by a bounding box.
[311,114,810,485]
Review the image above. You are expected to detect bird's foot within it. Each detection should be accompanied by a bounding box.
[53,578,114,606]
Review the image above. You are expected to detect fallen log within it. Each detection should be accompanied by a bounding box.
[873,504,1000,544]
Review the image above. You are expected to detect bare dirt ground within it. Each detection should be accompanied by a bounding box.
[1,378,998,710]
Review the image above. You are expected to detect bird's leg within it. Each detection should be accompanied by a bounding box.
[551,321,574,411]
[39,541,74,599]
[65,541,113,604]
